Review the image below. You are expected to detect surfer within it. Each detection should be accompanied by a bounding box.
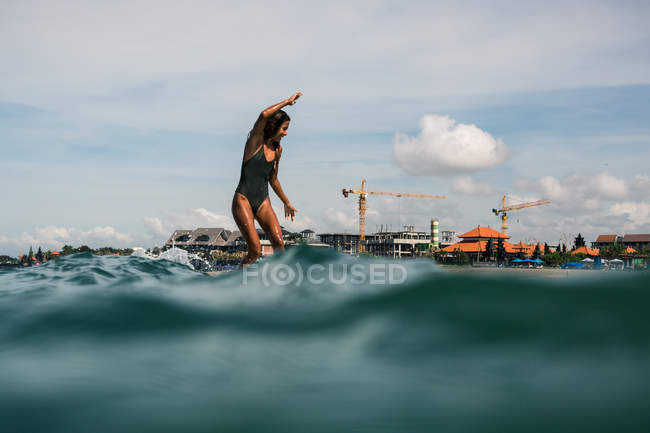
[232,92,302,266]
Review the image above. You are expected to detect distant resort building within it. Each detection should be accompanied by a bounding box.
[165,228,245,253]
[591,233,649,269]
[592,233,650,251]
[300,229,316,241]
[439,230,457,248]
[166,227,324,256]
[443,226,512,260]
[592,234,621,249]
[318,233,361,255]
[621,234,650,251]
[318,227,432,257]
[364,226,431,258]
[442,226,555,262]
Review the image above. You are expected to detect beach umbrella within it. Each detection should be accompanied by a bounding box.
[562,262,586,269]
[531,258,544,263]
[610,259,623,263]
[581,257,594,263]
[512,258,524,263]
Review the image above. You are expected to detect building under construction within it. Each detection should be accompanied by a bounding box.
[363,226,431,257]
[319,219,441,257]
[317,233,361,255]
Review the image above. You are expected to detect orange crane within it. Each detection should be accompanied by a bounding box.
[492,196,551,236]
[342,179,445,253]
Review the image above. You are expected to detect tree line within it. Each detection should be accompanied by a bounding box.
[1,245,134,267]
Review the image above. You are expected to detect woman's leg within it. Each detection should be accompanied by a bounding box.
[232,193,261,266]
[255,198,285,252]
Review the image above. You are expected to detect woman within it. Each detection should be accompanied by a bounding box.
[232,92,302,266]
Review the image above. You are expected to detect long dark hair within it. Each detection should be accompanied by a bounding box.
[263,110,291,145]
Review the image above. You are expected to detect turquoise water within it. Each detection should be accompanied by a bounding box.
[1,246,649,432]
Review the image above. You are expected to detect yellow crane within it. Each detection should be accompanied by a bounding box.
[342,179,445,253]
[492,196,551,236]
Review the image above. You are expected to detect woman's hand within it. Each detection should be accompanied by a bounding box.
[284,203,298,221]
[287,92,302,105]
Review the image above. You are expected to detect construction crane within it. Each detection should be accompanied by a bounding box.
[492,196,551,236]
[342,179,445,253]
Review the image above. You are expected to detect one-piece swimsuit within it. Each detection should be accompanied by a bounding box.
[235,145,275,214]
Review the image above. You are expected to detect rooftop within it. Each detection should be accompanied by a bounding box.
[622,234,650,243]
[458,226,509,240]
[596,234,617,243]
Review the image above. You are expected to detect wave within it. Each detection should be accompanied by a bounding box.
[1,246,649,432]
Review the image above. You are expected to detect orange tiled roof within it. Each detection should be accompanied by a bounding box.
[625,247,637,254]
[443,239,517,254]
[505,241,548,257]
[596,234,617,243]
[443,241,487,253]
[52,251,60,255]
[458,226,509,240]
[502,241,517,254]
[572,246,600,256]
[442,240,524,254]
[511,241,527,251]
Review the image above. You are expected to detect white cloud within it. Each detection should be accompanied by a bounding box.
[593,173,627,199]
[82,226,132,243]
[322,208,357,231]
[539,176,570,202]
[393,114,508,176]
[191,208,234,228]
[534,173,627,205]
[143,217,168,237]
[507,172,648,242]
[143,208,235,243]
[35,226,71,239]
[631,174,650,197]
[452,176,494,195]
[609,202,650,231]
[0,235,9,243]
[3,225,133,252]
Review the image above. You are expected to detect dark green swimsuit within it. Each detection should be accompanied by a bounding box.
[235,145,275,213]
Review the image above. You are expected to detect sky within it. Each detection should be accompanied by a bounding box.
[1,0,649,255]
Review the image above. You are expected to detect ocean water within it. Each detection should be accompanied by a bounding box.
[1,245,649,433]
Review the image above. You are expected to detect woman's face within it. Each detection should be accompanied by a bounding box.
[273,121,290,142]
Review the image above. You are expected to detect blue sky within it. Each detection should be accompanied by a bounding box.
[1,1,649,255]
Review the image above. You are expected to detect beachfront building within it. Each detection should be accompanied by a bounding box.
[621,234,650,251]
[363,227,431,258]
[592,233,650,251]
[165,226,302,256]
[592,234,622,249]
[318,233,361,255]
[165,228,244,253]
[300,229,316,241]
[440,230,457,248]
[442,226,512,262]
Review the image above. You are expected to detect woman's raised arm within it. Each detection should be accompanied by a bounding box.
[250,92,302,138]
